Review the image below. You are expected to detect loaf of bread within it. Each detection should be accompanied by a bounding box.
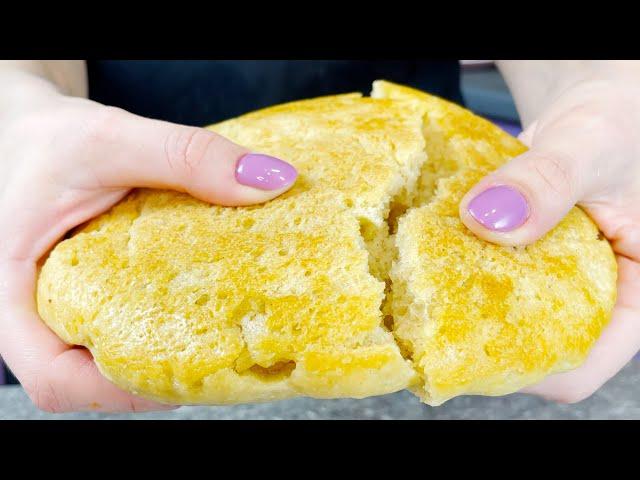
[36,81,617,406]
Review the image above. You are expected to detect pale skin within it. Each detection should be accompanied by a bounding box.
[0,61,638,412]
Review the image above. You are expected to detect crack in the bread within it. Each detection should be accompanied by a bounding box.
[124,190,150,263]
[359,109,467,400]
[355,170,423,361]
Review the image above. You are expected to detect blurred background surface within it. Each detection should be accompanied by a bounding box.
[460,61,522,136]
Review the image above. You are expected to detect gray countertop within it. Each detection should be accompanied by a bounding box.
[1,360,638,419]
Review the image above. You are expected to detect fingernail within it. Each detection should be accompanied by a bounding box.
[235,153,298,191]
[467,185,529,232]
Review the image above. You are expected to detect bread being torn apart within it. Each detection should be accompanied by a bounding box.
[37,81,617,406]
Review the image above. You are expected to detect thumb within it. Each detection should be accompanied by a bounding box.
[459,135,589,247]
[86,106,298,206]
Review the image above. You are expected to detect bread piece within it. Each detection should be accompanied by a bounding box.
[374,81,617,405]
[37,93,427,405]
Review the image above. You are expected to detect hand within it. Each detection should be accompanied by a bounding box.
[459,63,640,403]
[0,76,297,413]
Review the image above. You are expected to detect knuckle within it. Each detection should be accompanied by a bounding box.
[163,127,221,178]
[82,105,128,146]
[24,374,69,414]
[528,151,577,200]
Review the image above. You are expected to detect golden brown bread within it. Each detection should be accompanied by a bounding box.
[373,81,617,405]
[36,81,617,406]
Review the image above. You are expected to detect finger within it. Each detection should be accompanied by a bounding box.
[459,148,586,247]
[458,113,616,247]
[609,221,640,264]
[0,259,177,413]
[80,106,298,207]
[522,255,640,403]
[34,348,178,413]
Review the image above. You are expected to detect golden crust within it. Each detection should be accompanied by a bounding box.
[37,82,617,406]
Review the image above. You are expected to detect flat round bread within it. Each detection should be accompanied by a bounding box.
[37,81,617,405]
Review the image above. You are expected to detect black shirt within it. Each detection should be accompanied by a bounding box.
[87,60,463,125]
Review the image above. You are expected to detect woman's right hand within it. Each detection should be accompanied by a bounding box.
[0,64,297,413]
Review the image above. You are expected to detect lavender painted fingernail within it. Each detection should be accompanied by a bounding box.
[468,185,530,232]
[235,153,298,191]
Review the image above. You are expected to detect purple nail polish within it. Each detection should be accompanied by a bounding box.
[467,185,529,232]
[235,153,298,191]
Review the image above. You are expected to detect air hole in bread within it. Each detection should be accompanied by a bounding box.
[242,218,255,229]
[238,361,297,382]
[195,294,210,306]
[190,378,204,389]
